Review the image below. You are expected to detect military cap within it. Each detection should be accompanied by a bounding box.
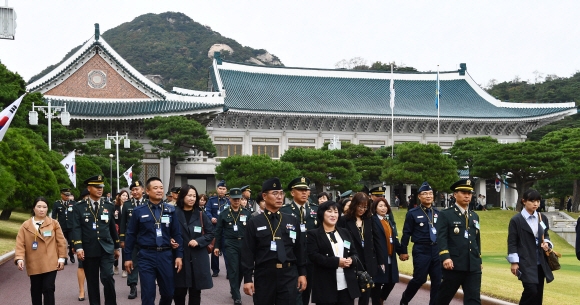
[369,184,385,196]
[340,190,353,198]
[262,177,283,192]
[60,188,71,195]
[84,175,105,187]
[166,191,172,196]
[287,176,310,191]
[241,185,251,192]
[171,187,181,194]
[80,188,90,199]
[451,179,474,192]
[217,180,227,187]
[229,188,243,199]
[418,181,432,194]
[129,180,143,190]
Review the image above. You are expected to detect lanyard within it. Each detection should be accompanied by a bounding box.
[264,212,282,241]
[147,203,162,228]
[87,200,99,223]
[420,206,434,227]
[229,208,241,225]
[356,219,365,241]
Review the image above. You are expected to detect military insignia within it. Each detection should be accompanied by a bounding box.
[379,187,383,191]
[243,222,246,226]
[129,213,132,217]
[229,222,232,225]
[301,177,306,183]
[273,183,276,187]
[419,222,424,227]
[98,175,102,180]
[85,218,89,222]
[314,220,317,225]
[466,180,471,186]
[453,226,460,234]
[103,209,108,213]
[136,181,140,186]
[286,224,295,230]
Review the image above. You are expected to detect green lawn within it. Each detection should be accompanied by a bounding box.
[0,210,29,255]
[393,208,579,303]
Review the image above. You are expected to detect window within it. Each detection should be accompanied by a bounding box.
[288,138,315,143]
[140,163,160,182]
[359,140,385,145]
[324,139,351,143]
[252,145,279,158]
[288,146,316,149]
[216,144,243,157]
[214,136,243,142]
[252,137,279,143]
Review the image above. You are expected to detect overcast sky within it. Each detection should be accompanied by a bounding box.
[1,0,579,88]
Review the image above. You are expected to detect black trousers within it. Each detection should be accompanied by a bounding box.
[174,287,201,305]
[371,283,395,305]
[520,265,546,305]
[316,288,354,305]
[437,269,482,305]
[253,265,298,305]
[83,248,116,305]
[296,263,313,305]
[62,230,74,257]
[29,270,57,305]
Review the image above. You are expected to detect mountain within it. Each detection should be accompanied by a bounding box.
[28,12,283,90]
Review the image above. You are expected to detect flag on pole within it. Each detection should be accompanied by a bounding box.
[123,166,133,186]
[60,151,76,187]
[435,70,440,109]
[389,65,395,110]
[0,94,25,141]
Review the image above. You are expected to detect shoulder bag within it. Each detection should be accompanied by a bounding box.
[538,212,561,271]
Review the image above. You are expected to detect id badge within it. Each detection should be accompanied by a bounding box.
[233,225,238,232]
[92,223,97,230]
[194,226,202,233]
[540,221,546,230]
[344,240,351,249]
[464,230,469,239]
[156,228,163,237]
[162,216,170,224]
[300,224,306,232]
[240,215,247,222]
[434,215,438,223]
[217,210,221,215]
[101,214,109,221]
[270,240,277,251]
[68,207,73,212]
[475,222,480,229]
[289,230,297,239]
[43,230,52,237]
[32,241,38,250]
[431,227,437,235]
[389,237,393,243]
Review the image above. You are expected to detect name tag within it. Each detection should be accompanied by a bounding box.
[240,215,247,222]
[344,240,351,249]
[257,226,267,231]
[540,221,546,230]
[92,223,97,230]
[161,216,170,224]
[289,230,296,239]
[156,228,163,237]
[101,214,109,221]
[43,230,52,237]
[417,215,424,218]
[194,226,202,233]
[300,224,306,232]
[431,227,437,235]
[141,214,149,218]
[233,225,238,232]
[270,240,277,251]
[32,241,38,250]
[475,223,480,229]
[68,207,73,212]
[464,230,469,239]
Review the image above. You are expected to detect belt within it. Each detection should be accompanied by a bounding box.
[226,237,244,240]
[414,242,437,246]
[142,246,172,251]
[258,260,294,269]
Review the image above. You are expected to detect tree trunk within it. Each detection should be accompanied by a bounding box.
[169,157,177,191]
[0,209,13,220]
[559,196,566,211]
[515,180,534,212]
[572,179,580,212]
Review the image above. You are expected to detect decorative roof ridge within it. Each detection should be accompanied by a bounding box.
[172,87,224,98]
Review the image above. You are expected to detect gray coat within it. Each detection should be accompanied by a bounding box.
[174,207,214,290]
[507,212,554,284]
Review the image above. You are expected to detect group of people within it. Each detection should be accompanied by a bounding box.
[13,172,563,305]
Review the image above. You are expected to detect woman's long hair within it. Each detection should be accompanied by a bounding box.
[176,185,200,210]
[115,190,129,207]
[343,192,371,220]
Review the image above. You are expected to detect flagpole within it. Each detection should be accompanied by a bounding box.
[437,65,440,146]
[390,63,394,158]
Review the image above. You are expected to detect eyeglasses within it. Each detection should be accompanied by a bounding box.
[357,206,368,210]
[268,191,285,197]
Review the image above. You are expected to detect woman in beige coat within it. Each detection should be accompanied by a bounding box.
[15,197,67,305]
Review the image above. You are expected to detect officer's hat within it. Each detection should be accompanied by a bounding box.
[217,180,227,188]
[362,185,370,195]
[262,177,283,192]
[451,179,474,192]
[340,190,353,198]
[60,188,71,195]
[166,191,172,197]
[229,188,243,199]
[287,176,310,191]
[129,180,143,190]
[84,175,105,187]
[241,185,251,192]
[171,187,181,194]
[418,181,432,194]
[369,184,385,197]
[80,188,90,199]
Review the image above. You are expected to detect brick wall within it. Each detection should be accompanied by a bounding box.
[45,54,150,99]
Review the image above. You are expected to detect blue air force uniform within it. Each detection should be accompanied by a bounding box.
[208,180,230,276]
[124,199,183,305]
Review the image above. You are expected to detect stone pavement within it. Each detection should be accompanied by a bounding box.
[0,252,478,304]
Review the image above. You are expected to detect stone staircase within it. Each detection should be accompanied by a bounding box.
[541,211,577,248]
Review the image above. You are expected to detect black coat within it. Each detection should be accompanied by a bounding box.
[307,227,361,303]
[507,212,554,284]
[338,216,378,277]
[371,214,401,284]
[576,218,580,261]
[174,207,214,290]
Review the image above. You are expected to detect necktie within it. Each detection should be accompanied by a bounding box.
[327,230,337,243]
[270,213,286,262]
[36,222,42,233]
[93,202,99,213]
[299,206,304,222]
[136,200,140,206]
[427,208,436,243]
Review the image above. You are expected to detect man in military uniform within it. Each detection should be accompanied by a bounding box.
[399,182,441,305]
[119,180,145,299]
[52,188,76,264]
[72,176,120,305]
[214,188,253,304]
[169,187,180,206]
[208,180,231,277]
[340,190,353,201]
[241,185,255,213]
[242,177,307,305]
[279,176,318,305]
[436,179,482,305]
[124,177,183,305]
[369,184,386,202]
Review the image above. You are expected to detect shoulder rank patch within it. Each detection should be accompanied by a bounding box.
[439,250,449,255]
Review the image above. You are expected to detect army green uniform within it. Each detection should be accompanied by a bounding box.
[214,206,252,301]
[120,198,143,288]
[52,199,75,259]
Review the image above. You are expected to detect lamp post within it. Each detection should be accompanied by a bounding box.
[105,131,130,193]
[109,154,114,193]
[28,98,70,150]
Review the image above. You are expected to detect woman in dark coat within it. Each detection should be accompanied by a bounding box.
[338,192,377,305]
[174,185,214,305]
[370,197,401,305]
[507,189,554,305]
[308,201,360,305]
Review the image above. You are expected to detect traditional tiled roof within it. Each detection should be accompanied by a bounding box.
[212,60,576,121]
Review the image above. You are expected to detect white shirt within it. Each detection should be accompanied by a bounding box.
[327,232,347,290]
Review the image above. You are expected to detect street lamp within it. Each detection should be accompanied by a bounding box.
[105,131,130,193]
[109,154,114,194]
[28,98,70,150]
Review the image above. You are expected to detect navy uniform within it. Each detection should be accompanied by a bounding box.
[399,182,441,305]
[119,180,144,299]
[71,176,120,305]
[241,185,256,213]
[208,180,231,276]
[436,179,482,305]
[124,177,183,305]
[241,178,307,305]
[279,176,318,305]
[340,190,353,200]
[214,188,253,304]
[52,188,75,263]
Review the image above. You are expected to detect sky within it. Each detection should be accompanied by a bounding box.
[1,0,580,88]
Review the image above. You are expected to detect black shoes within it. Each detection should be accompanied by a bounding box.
[70,254,76,263]
[64,259,68,265]
[400,292,408,305]
[128,285,137,299]
[234,300,242,304]
[212,272,219,277]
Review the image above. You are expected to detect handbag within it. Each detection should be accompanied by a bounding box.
[199,211,216,254]
[538,212,561,271]
[353,255,375,292]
